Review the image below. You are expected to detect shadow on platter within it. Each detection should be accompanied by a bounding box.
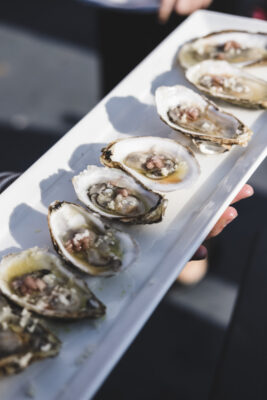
[105,95,169,137]
[8,203,50,250]
[68,142,105,171]
[0,246,22,259]
[39,169,75,208]
[39,143,107,208]
[150,68,189,95]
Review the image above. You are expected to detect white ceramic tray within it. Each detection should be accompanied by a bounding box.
[0,10,267,400]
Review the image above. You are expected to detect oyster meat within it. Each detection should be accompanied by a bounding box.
[178,30,267,69]
[155,85,252,148]
[72,165,167,224]
[48,201,137,276]
[0,295,60,375]
[101,136,200,192]
[0,247,106,318]
[186,60,267,109]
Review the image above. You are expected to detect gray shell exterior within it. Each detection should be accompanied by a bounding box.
[185,60,267,109]
[48,201,138,277]
[100,136,200,193]
[178,30,267,69]
[0,247,106,319]
[72,166,167,225]
[155,85,252,146]
[192,139,232,155]
[0,295,61,375]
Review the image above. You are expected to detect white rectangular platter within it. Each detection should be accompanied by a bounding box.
[0,10,267,400]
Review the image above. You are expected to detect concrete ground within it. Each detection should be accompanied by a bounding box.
[0,2,266,399]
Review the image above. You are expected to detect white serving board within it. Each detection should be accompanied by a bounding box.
[0,10,267,400]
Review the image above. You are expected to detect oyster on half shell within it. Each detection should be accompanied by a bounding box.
[101,136,200,193]
[186,60,267,109]
[72,166,167,224]
[178,30,267,69]
[48,201,137,276]
[155,85,252,148]
[0,247,106,318]
[0,295,60,375]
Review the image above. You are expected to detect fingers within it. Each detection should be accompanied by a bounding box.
[191,204,238,260]
[230,184,254,205]
[207,184,254,239]
[190,184,253,259]
[207,206,238,239]
[191,244,208,260]
[158,0,177,23]
[175,0,200,15]
[175,0,212,15]
[158,0,213,23]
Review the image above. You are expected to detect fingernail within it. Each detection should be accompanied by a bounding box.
[223,211,238,228]
[228,208,238,220]
[192,245,207,260]
[244,185,254,197]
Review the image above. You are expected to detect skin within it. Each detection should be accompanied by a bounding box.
[157,0,253,258]
[192,184,254,260]
[159,0,213,23]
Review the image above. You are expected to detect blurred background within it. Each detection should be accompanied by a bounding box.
[0,0,267,399]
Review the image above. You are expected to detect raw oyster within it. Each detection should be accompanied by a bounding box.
[0,247,106,318]
[186,60,267,109]
[0,295,60,375]
[101,136,200,193]
[155,85,252,147]
[72,165,167,224]
[178,30,267,69]
[48,201,137,276]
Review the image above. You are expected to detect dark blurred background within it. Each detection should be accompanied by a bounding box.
[0,1,267,399]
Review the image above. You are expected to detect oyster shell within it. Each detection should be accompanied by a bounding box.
[155,85,252,147]
[0,295,60,375]
[192,139,232,155]
[101,136,200,193]
[72,166,167,224]
[0,247,106,318]
[48,201,137,276]
[186,60,267,109]
[178,30,267,69]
